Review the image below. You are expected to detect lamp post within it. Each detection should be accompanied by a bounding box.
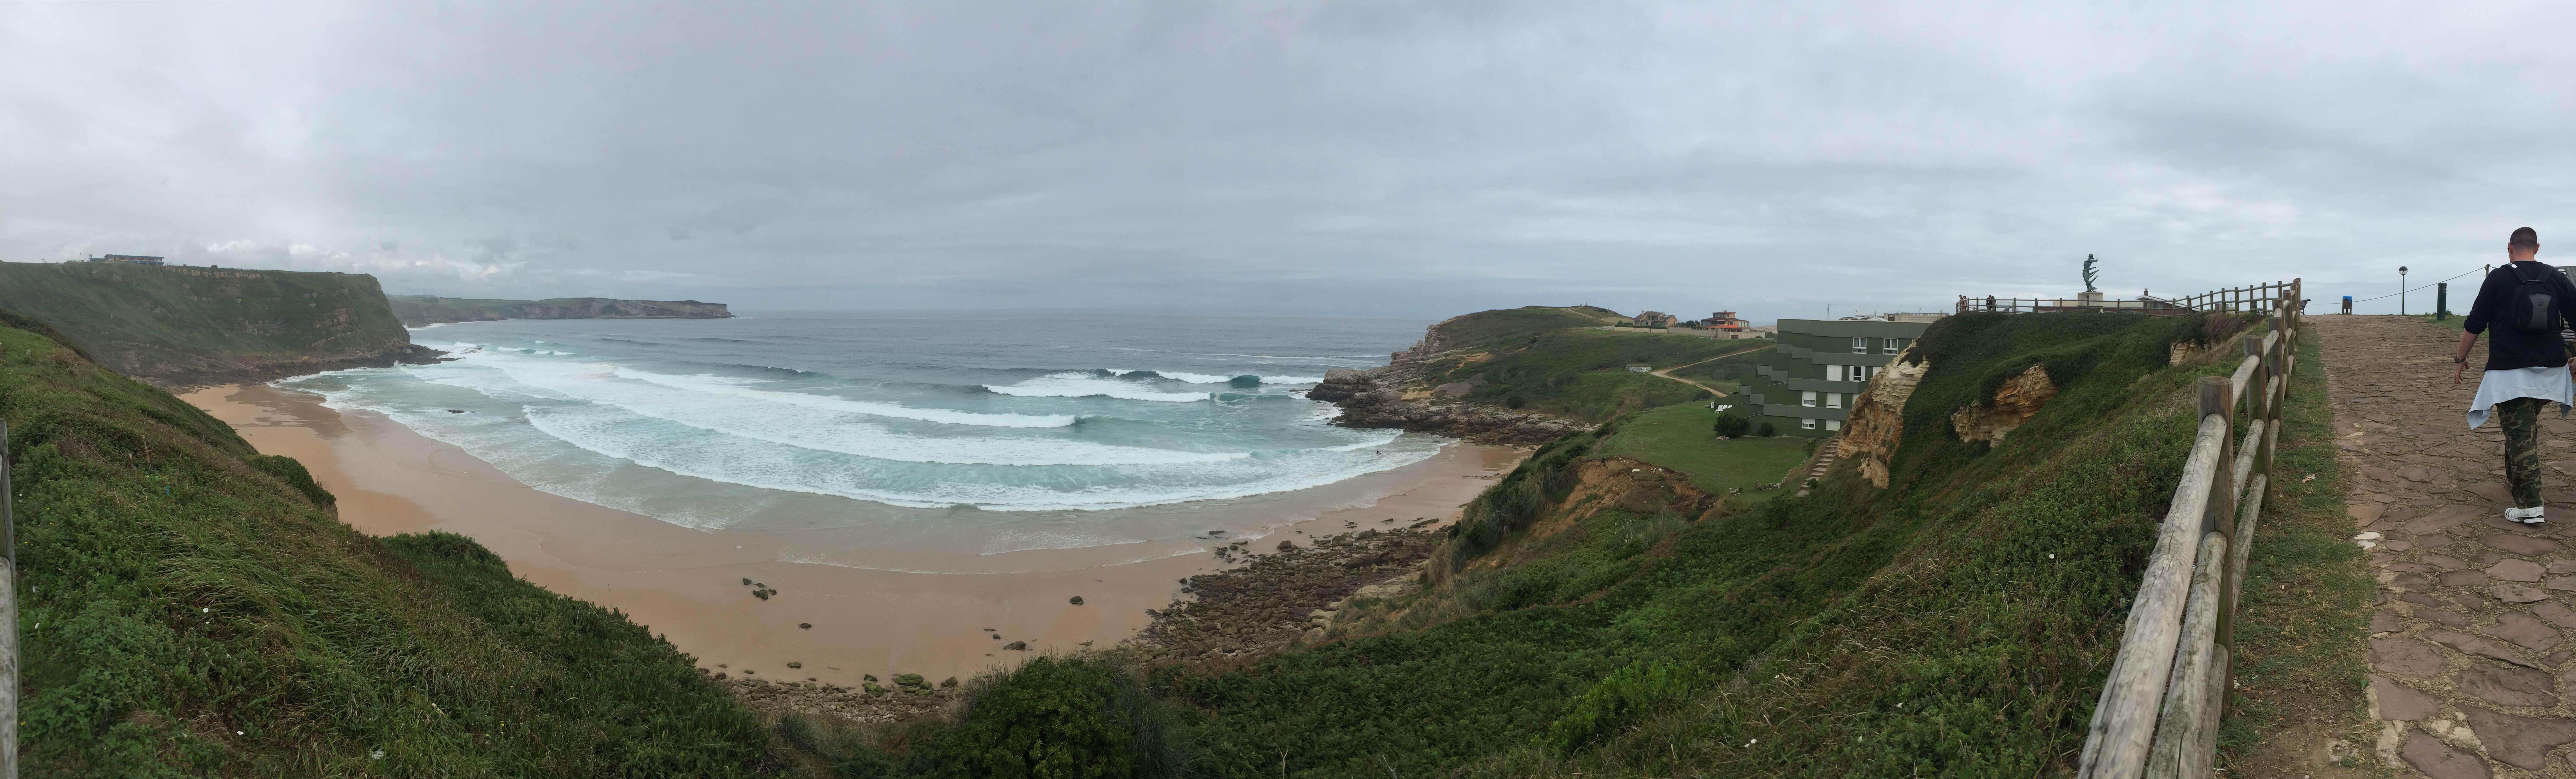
[2400,266,2409,315]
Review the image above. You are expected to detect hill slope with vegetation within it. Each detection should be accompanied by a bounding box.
[0,310,792,776]
[1307,306,1770,443]
[391,295,734,327]
[0,262,436,387]
[811,309,2351,777]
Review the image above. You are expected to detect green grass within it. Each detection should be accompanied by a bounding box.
[0,312,780,777]
[0,261,416,384]
[1594,402,1813,496]
[1424,307,1630,350]
[1422,328,1767,421]
[2216,322,2377,769]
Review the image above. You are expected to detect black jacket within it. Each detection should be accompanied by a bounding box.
[2464,260,2576,371]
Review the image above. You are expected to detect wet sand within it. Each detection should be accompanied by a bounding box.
[183,383,1522,685]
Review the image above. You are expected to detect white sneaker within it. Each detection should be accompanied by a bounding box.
[2508,506,2548,524]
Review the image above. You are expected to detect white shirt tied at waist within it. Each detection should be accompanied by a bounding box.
[2467,366,2575,429]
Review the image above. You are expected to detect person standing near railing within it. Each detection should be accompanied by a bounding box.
[2455,227,2576,524]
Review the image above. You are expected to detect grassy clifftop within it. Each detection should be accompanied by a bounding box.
[0,311,778,776]
[0,262,434,387]
[1388,306,1769,421]
[391,295,733,327]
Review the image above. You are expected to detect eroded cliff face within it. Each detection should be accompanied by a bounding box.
[0,262,438,388]
[1838,344,1930,488]
[1949,364,2060,443]
[1305,367,1590,445]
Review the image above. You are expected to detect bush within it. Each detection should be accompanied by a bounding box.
[1757,421,1775,437]
[1505,394,1527,409]
[1713,414,1752,438]
[935,654,1183,778]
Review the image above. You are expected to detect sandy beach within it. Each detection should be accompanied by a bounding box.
[183,383,1522,685]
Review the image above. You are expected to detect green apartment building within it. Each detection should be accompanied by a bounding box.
[1728,317,1935,437]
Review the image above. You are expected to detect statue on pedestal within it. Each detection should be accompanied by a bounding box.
[2082,254,2100,294]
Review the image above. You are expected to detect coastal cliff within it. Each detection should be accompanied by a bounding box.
[391,294,734,326]
[0,262,438,387]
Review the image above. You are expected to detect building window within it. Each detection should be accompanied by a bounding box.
[1826,392,1844,409]
[1826,419,1842,431]
[1851,337,1868,354]
[1826,364,1845,382]
[1851,365,1873,383]
[1801,391,1818,407]
[1883,337,1901,354]
[1801,418,1818,430]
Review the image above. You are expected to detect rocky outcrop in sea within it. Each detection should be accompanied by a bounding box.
[1304,366,1589,445]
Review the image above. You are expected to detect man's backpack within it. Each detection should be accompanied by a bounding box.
[2506,262,2565,332]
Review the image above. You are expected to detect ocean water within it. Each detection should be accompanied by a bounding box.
[277,311,1443,568]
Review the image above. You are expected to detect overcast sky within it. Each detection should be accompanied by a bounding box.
[4,2,2569,321]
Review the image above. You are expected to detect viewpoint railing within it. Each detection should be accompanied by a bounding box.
[2073,279,2303,779]
[1956,281,2300,317]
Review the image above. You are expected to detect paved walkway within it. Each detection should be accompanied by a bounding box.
[2321,314,2576,778]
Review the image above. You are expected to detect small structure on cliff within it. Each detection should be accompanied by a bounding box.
[89,254,164,266]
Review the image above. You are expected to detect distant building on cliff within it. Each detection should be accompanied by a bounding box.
[1731,317,1934,438]
[1701,310,1766,339]
[1633,311,1677,328]
[90,254,164,266]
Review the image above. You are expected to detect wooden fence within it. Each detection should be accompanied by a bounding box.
[2074,280,2302,779]
[1956,281,2301,317]
[2,420,17,779]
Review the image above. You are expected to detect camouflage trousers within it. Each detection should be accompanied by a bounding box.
[2499,396,2547,509]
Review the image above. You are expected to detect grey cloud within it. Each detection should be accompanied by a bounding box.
[4,1,2571,319]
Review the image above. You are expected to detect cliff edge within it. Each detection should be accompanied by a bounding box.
[0,262,438,387]
[391,295,734,326]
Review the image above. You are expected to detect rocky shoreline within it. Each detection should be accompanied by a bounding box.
[1127,525,1445,663]
[1305,366,1588,445]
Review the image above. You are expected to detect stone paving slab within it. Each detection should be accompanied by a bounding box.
[2320,314,2576,778]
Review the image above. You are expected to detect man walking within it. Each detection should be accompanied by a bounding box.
[2456,227,2576,523]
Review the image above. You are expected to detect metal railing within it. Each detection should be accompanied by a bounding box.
[2075,280,2303,779]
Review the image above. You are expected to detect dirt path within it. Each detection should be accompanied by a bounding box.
[1650,346,1760,396]
[2316,313,2576,778]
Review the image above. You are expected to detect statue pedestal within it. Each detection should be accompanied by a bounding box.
[2077,291,2106,305]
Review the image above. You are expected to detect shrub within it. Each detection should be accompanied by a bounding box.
[1757,421,1776,437]
[1713,414,1752,438]
[935,655,1182,778]
[1505,394,1527,409]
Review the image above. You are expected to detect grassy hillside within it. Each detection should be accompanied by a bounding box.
[816,310,2323,776]
[1415,306,1627,352]
[1594,402,1814,494]
[1413,324,1769,421]
[0,311,778,776]
[390,295,733,327]
[0,262,430,386]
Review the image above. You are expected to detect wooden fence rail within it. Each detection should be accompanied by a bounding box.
[1956,282,2301,317]
[2075,279,2302,779]
[3,419,17,779]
